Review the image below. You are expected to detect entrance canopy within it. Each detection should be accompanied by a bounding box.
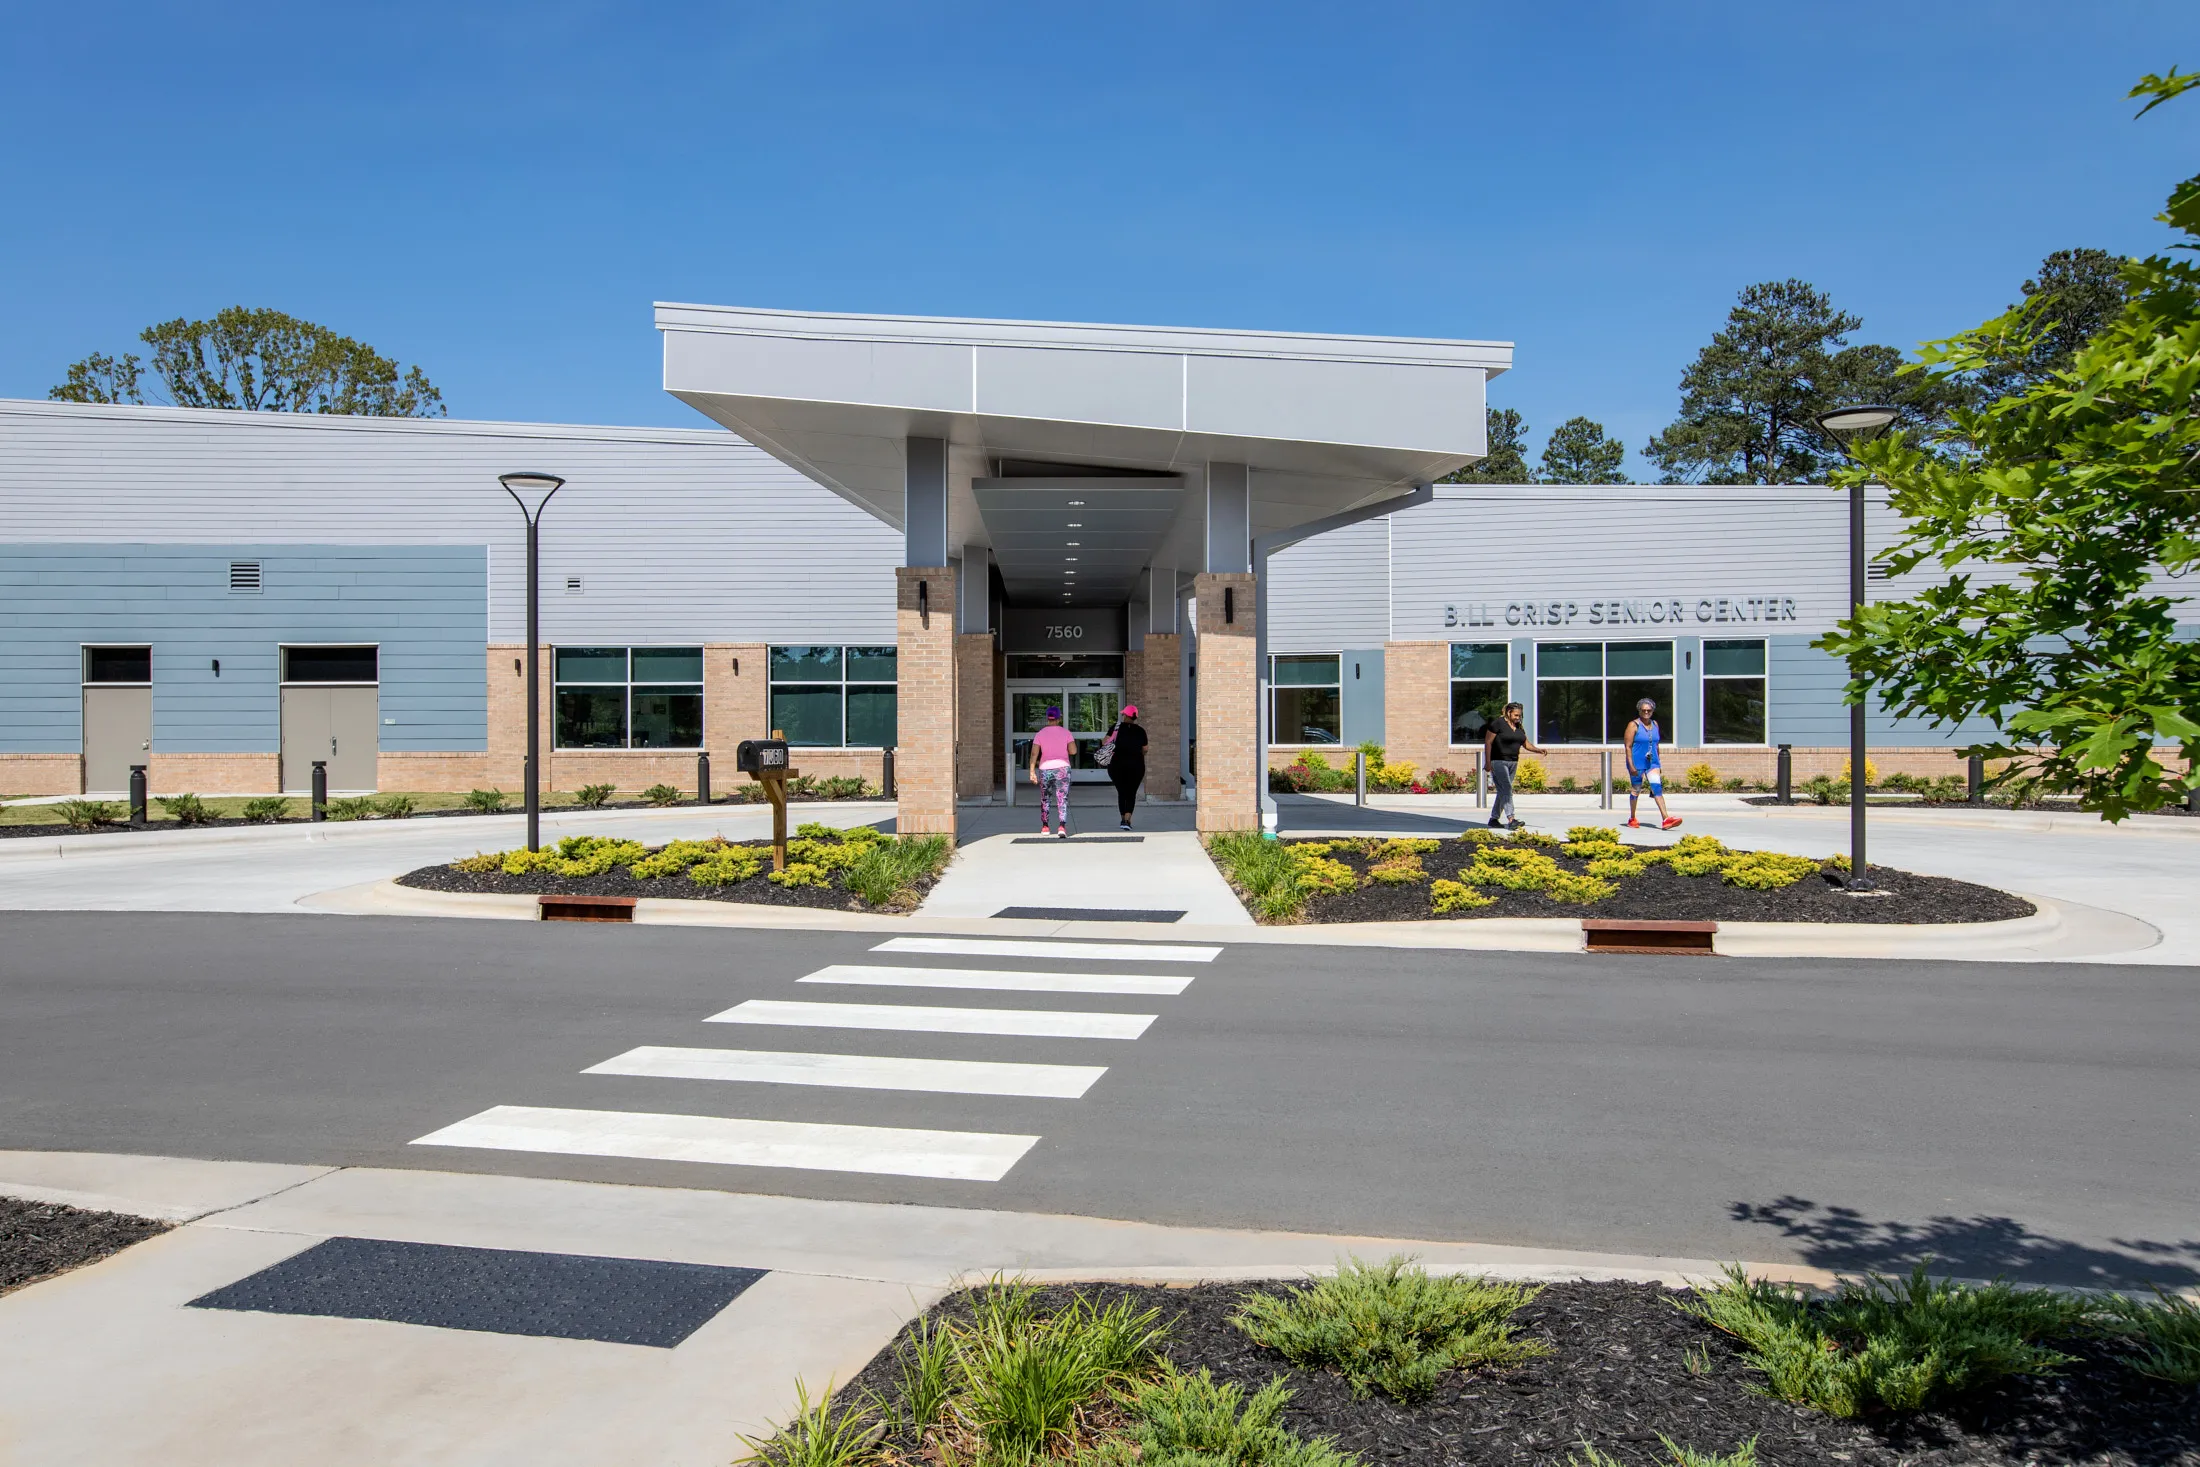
[657,304,1512,599]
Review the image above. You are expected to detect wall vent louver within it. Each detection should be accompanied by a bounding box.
[565,576,584,594]
[229,560,263,592]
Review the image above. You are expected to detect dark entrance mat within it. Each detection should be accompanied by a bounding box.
[993,906,1187,922]
[189,1237,765,1348]
[1010,836,1146,844]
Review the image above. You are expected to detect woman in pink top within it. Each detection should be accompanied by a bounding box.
[1027,706,1077,838]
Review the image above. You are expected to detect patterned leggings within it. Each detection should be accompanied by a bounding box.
[1038,768,1073,828]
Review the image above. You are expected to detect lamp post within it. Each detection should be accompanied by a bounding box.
[1808,405,1899,891]
[500,472,565,852]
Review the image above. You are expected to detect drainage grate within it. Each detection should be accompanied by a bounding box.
[1581,919,1718,955]
[1009,836,1144,844]
[188,1237,764,1348]
[993,906,1186,923]
[540,895,636,922]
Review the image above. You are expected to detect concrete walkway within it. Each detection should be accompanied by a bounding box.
[925,790,1247,925]
[0,1150,1829,1466]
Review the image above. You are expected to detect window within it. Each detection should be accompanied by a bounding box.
[1703,638,1768,744]
[1534,641,1675,744]
[1449,643,1508,744]
[554,646,703,749]
[282,646,378,684]
[1003,653,1124,680]
[1270,654,1340,745]
[768,645,897,747]
[83,646,151,684]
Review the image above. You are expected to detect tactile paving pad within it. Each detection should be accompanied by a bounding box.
[992,905,1186,922]
[189,1236,764,1347]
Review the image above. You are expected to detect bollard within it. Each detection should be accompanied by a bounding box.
[1967,753,1984,805]
[129,764,148,827]
[311,760,328,821]
[1599,749,1614,810]
[1775,744,1792,804]
[696,750,711,805]
[1475,751,1486,809]
[881,747,896,800]
[1354,749,1367,807]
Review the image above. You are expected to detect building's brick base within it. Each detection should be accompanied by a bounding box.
[0,753,86,797]
[897,567,958,839]
[1381,640,1452,774]
[144,752,282,794]
[1136,633,1183,802]
[1194,574,1258,832]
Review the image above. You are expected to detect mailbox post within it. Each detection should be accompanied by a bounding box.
[738,734,795,872]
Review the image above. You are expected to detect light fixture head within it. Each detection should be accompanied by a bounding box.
[499,471,566,519]
[1811,405,1900,447]
[1067,499,1086,506]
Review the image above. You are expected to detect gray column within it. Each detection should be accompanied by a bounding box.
[958,544,992,633]
[1146,564,1179,634]
[905,437,949,568]
[1203,462,1250,574]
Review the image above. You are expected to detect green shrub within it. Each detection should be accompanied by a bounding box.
[956,1287,1164,1464]
[1685,762,1721,791]
[1430,879,1495,913]
[1423,767,1467,793]
[818,774,868,799]
[1513,756,1548,792]
[732,1378,882,1467]
[627,837,729,879]
[324,796,378,821]
[502,835,647,877]
[574,783,616,808]
[1458,846,1613,904]
[887,1314,959,1437]
[1513,829,1559,848]
[1099,1366,1360,1467]
[688,846,765,886]
[1565,825,1620,846]
[1573,1438,1758,1467]
[1676,1264,2100,1418]
[1293,851,1358,897]
[1378,838,1438,857]
[769,861,834,888]
[1232,1256,1545,1401]
[788,774,820,797]
[796,821,843,840]
[1665,835,1732,877]
[450,850,505,873]
[1719,851,1821,890]
[241,796,291,823]
[1557,775,1581,793]
[157,792,213,825]
[1367,855,1426,885]
[464,788,508,813]
[843,834,952,908]
[373,794,416,819]
[2108,1288,2200,1385]
[54,798,123,830]
[1928,773,1966,801]
[1211,832,1316,922]
[1585,853,1655,879]
[642,783,683,806]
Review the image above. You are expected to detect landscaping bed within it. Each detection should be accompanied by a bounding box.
[751,1260,2200,1467]
[1,1198,169,1296]
[397,824,950,912]
[1208,828,2032,926]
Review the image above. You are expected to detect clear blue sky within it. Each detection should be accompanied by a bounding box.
[3,2,2194,477]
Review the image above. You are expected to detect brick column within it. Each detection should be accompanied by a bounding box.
[955,632,996,800]
[896,566,958,838]
[709,643,768,782]
[1383,641,1451,775]
[1138,633,1182,802]
[1194,573,1257,832]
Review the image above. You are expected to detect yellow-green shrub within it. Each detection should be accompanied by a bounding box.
[1666,834,1733,877]
[688,847,765,886]
[451,851,504,874]
[1295,853,1359,895]
[1463,847,1566,890]
[628,838,728,879]
[1430,879,1495,913]
[1378,838,1439,857]
[1368,855,1427,885]
[1565,826,1621,846]
[1369,760,1418,792]
[1542,872,1617,904]
[1720,851,1823,889]
[1514,757,1548,792]
[499,836,647,877]
[1585,853,1654,879]
[1513,829,1559,849]
[1685,762,1721,791]
[784,838,862,871]
[768,861,833,888]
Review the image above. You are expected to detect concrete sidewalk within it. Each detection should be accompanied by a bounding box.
[0,1150,1829,1467]
[924,789,1249,924]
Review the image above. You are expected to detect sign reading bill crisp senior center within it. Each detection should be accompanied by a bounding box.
[1443,597,1803,628]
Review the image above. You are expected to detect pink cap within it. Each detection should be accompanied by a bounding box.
[1121,705,1138,717]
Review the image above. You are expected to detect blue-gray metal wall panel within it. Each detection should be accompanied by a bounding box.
[0,544,486,753]
[1267,517,1388,652]
[1340,648,1385,746]
[1766,637,2004,747]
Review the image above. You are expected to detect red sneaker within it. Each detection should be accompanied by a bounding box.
[1624,818,1640,828]
[1661,817,1683,830]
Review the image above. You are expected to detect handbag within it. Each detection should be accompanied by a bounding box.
[1094,723,1117,768]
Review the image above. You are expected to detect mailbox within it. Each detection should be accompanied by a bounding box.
[736,738,791,775]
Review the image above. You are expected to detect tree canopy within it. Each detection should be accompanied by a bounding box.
[1969,247,2132,400]
[50,307,445,417]
[1442,407,1534,482]
[1538,416,1627,483]
[1643,280,1952,483]
[1820,68,2200,820]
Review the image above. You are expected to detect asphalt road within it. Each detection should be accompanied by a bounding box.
[1,912,2193,1287]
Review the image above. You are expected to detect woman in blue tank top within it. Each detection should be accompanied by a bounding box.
[1622,697,1682,830]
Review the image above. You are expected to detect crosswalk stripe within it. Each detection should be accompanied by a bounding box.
[874,936,1221,964]
[705,998,1155,1039]
[584,1045,1109,1098]
[799,963,1195,996]
[410,1104,1039,1181]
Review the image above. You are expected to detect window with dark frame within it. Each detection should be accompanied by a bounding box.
[1702,639,1769,744]
[83,646,151,684]
[281,646,378,684]
[1270,654,1341,745]
[1449,643,1508,744]
[554,647,704,749]
[1534,641,1675,744]
[768,646,898,748]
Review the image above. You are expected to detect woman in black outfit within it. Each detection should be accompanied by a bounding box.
[1482,702,1544,830]
[1104,705,1150,830]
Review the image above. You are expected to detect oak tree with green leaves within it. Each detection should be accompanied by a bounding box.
[51,307,444,417]
[1538,415,1627,483]
[1820,69,2200,820]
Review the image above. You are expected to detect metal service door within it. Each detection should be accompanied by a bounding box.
[283,686,380,792]
[82,686,151,794]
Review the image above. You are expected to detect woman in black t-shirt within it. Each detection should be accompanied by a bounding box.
[1103,706,1150,829]
[1482,702,1544,830]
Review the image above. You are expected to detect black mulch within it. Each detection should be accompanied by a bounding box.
[1284,839,2031,926]
[396,832,927,912]
[846,1280,2200,1467]
[1,1197,170,1295]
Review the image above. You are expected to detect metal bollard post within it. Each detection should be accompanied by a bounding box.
[1600,749,1613,810]
[881,747,896,800]
[1967,753,1984,804]
[1475,751,1486,809]
[696,750,711,805]
[311,760,328,821]
[129,764,148,827]
[1775,744,1792,804]
[1354,749,1367,807]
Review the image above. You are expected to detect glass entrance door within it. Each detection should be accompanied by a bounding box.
[1007,682,1123,783]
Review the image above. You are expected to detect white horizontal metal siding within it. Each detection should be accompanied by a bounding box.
[1267,517,1388,652]
[0,401,901,644]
